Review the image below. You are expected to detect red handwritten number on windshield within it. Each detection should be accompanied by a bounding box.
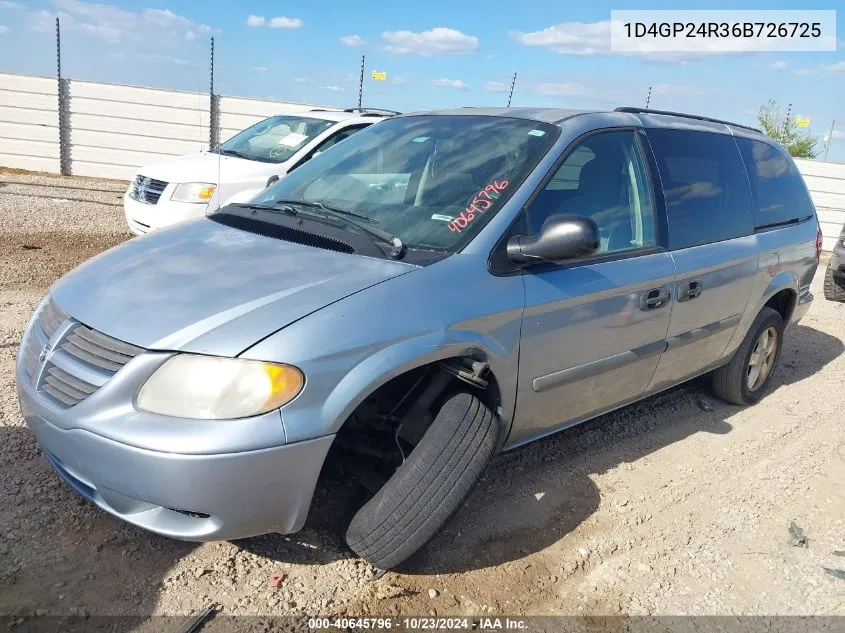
[448,180,509,233]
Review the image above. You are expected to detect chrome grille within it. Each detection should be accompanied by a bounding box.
[61,324,143,373]
[129,175,168,205]
[36,323,142,408]
[19,298,66,378]
[42,364,98,407]
[40,297,65,338]
[20,334,40,378]
[20,296,144,408]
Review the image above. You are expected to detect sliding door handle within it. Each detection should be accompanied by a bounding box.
[640,287,671,310]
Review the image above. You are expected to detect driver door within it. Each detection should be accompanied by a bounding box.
[510,129,676,445]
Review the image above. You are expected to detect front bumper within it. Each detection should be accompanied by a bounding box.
[16,373,334,542]
[123,192,208,236]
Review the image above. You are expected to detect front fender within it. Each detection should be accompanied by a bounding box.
[240,252,526,445]
[321,328,514,439]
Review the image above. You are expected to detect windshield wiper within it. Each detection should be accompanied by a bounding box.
[227,202,345,226]
[217,148,250,160]
[274,199,378,223]
[272,199,406,258]
[227,200,405,259]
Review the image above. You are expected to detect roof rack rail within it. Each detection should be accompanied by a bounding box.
[343,107,401,116]
[614,107,762,134]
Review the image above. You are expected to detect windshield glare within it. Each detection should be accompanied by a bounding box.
[217,115,335,164]
[252,115,559,252]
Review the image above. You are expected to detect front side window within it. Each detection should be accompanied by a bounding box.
[251,115,560,252]
[216,115,336,164]
[647,129,754,250]
[735,137,815,229]
[527,130,657,255]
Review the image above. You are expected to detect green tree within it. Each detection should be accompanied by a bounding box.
[756,100,819,159]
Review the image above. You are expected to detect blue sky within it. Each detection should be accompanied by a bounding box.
[1,0,844,160]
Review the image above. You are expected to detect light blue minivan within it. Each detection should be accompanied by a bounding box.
[16,107,821,569]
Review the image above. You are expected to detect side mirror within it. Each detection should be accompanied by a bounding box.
[265,175,280,188]
[506,214,600,264]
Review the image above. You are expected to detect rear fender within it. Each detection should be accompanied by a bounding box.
[723,270,798,358]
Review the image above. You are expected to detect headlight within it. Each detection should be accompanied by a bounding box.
[137,355,304,419]
[171,183,216,203]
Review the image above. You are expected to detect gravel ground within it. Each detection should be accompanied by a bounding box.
[1,172,843,622]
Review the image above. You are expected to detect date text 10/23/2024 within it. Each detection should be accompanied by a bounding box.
[447,180,509,233]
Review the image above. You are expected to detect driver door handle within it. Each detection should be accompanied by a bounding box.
[639,287,671,311]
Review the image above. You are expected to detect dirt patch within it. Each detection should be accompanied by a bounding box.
[0,232,126,292]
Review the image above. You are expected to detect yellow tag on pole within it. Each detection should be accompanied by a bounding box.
[795,117,810,128]
[371,70,387,81]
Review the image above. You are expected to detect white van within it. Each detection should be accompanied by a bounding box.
[123,108,394,235]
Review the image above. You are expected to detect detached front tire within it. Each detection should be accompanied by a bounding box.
[711,307,784,406]
[346,390,500,570]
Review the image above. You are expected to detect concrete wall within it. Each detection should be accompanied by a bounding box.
[0,73,60,173]
[795,158,845,252]
[0,72,326,181]
[66,79,210,180]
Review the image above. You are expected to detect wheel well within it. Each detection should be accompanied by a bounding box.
[307,357,502,532]
[335,356,503,455]
[765,288,796,324]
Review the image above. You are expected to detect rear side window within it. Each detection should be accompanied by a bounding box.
[735,138,815,229]
[647,129,754,250]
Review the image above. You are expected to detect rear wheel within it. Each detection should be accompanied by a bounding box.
[346,390,500,570]
[711,307,784,405]
[823,266,845,302]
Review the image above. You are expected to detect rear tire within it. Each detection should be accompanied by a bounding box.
[346,390,500,570]
[711,307,784,406]
[823,266,845,302]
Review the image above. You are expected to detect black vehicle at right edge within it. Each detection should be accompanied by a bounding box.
[823,223,845,301]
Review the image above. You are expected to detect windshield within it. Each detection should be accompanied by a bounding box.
[215,115,336,164]
[251,115,560,252]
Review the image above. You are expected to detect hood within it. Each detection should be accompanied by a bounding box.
[139,152,280,184]
[50,219,415,357]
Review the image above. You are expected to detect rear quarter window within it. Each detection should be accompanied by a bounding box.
[735,138,815,229]
[647,129,754,250]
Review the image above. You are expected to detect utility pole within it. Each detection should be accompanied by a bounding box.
[358,54,365,108]
[506,72,517,108]
[824,120,836,162]
[645,85,652,108]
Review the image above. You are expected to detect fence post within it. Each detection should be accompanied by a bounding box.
[56,17,71,176]
[506,72,517,108]
[209,37,219,149]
